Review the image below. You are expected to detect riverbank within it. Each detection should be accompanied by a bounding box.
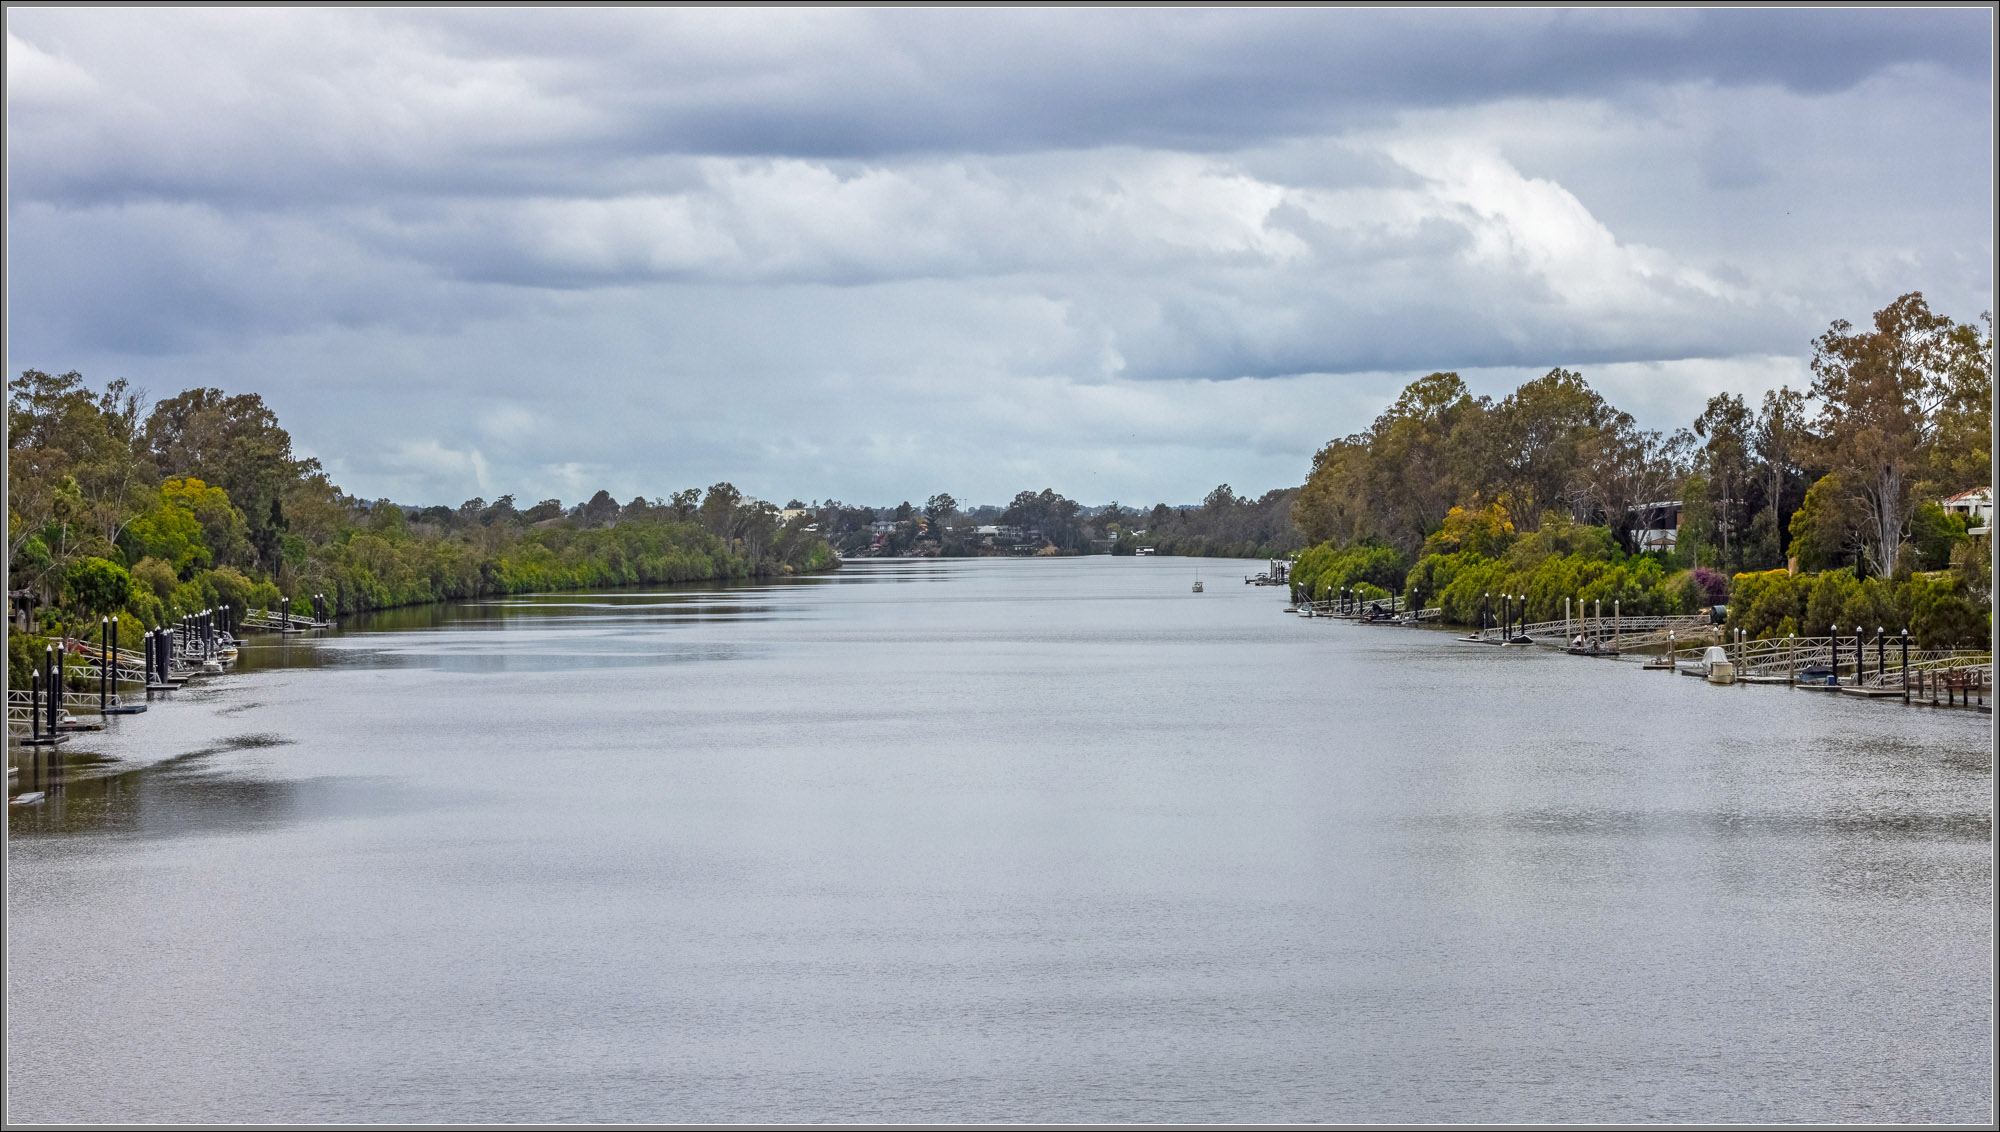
[1281,591,1993,712]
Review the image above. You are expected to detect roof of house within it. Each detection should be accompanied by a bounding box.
[1943,486,1992,503]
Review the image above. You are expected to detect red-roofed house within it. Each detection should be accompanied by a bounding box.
[1941,487,1992,535]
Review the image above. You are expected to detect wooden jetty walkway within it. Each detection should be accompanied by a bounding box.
[1284,592,1990,711]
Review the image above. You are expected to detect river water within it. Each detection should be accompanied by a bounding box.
[6,557,1993,1123]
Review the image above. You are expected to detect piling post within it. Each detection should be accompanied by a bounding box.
[1566,596,1572,643]
[99,616,110,714]
[45,645,58,735]
[1787,633,1796,684]
[1594,599,1601,645]
[1875,627,1884,684]
[31,661,42,744]
[1613,599,1620,650]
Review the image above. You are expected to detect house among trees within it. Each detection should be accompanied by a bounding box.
[1629,500,1682,553]
[1940,486,1992,534]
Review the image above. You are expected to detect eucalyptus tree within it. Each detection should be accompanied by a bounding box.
[1808,292,1988,574]
[1693,392,1754,568]
[1752,386,1811,558]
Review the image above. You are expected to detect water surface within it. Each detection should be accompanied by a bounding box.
[7,558,1992,1122]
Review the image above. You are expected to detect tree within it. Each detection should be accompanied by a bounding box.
[1752,386,1810,560]
[1490,368,1618,531]
[65,556,135,619]
[480,495,519,525]
[9,370,153,589]
[1788,473,1862,572]
[699,483,743,538]
[1001,488,1085,550]
[1372,371,1478,545]
[1926,312,1994,495]
[143,387,315,569]
[1808,292,1979,574]
[577,489,620,528]
[1693,392,1754,568]
[923,493,959,525]
[669,489,701,521]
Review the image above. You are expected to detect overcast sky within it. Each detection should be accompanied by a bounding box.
[7,8,1992,508]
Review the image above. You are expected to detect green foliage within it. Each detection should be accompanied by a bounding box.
[1291,539,1409,601]
[1409,545,1684,625]
[12,371,841,632]
[10,631,47,691]
[1787,473,1856,572]
[1421,501,1515,558]
[1730,564,1987,648]
[65,556,135,618]
[163,477,252,564]
[130,557,180,604]
[1907,501,1970,570]
[121,497,208,573]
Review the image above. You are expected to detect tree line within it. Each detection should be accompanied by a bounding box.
[810,485,1306,559]
[7,370,835,684]
[1288,292,1991,645]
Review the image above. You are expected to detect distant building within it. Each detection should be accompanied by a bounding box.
[779,508,810,523]
[1941,487,1992,533]
[1630,500,1681,552]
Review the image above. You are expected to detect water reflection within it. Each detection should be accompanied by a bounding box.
[6,558,1991,1124]
[8,736,436,840]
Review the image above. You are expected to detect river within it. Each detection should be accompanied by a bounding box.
[6,557,1992,1122]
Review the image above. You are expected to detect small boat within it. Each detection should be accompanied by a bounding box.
[11,792,46,806]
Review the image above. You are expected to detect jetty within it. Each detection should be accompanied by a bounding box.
[1281,590,1989,712]
[1292,592,1441,625]
[6,598,324,757]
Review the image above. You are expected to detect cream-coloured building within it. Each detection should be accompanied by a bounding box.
[1940,487,1992,535]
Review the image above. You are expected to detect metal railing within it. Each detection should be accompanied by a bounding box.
[1465,613,1707,645]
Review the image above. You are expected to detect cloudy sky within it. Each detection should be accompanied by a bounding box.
[6,8,1992,509]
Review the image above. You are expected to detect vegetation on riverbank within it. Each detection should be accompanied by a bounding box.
[1285,293,1992,645]
[816,485,1305,559]
[7,370,836,686]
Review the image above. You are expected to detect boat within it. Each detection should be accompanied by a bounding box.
[1192,569,1203,593]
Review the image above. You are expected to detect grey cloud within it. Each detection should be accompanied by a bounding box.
[8,9,1988,209]
[5,9,1990,509]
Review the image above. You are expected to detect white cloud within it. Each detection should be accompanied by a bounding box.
[3,9,1989,508]
[6,33,98,106]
